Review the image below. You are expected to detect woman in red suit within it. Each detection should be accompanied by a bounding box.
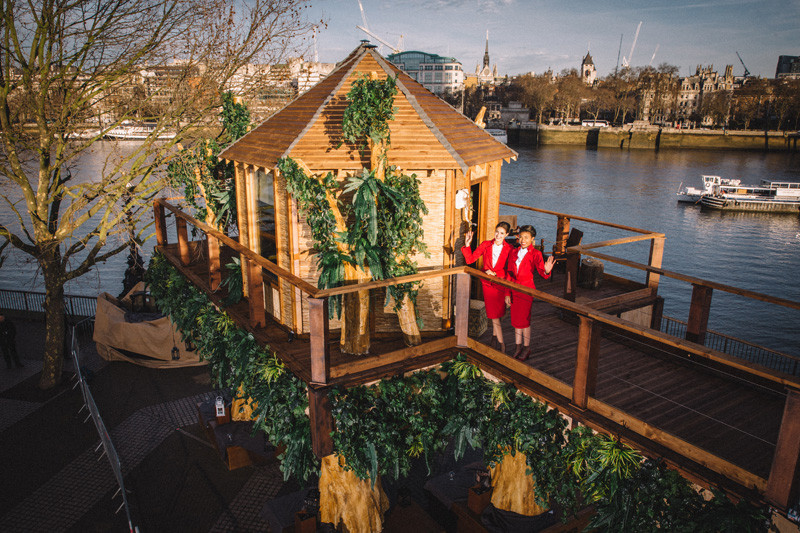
[462,222,512,353]
[504,225,555,360]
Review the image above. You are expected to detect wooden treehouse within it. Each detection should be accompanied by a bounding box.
[152,43,800,529]
[217,42,516,339]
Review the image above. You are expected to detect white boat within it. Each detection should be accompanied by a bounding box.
[104,122,175,140]
[700,180,800,213]
[485,128,507,144]
[676,175,740,203]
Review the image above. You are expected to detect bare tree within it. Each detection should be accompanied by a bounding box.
[0,0,316,389]
[516,73,557,123]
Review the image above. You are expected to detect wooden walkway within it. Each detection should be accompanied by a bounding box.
[156,238,795,505]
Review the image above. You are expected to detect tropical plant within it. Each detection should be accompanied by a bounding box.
[340,75,398,150]
[145,253,317,481]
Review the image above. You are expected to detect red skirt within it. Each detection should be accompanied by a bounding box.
[481,279,507,319]
[509,291,533,328]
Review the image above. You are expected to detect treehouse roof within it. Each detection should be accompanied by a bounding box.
[219,43,517,173]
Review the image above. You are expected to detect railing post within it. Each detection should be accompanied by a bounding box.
[246,259,265,328]
[555,216,570,255]
[646,236,665,291]
[686,284,713,345]
[564,251,580,302]
[308,387,334,459]
[207,234,221,291]
[154,200,168,247]
[572,315,601,410]
[176,216,190,266]
[309,297,329,384]
[650,296,664,331]
[455,272,471,347]
[765,389,800,509]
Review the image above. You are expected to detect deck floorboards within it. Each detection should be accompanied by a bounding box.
[157,243,786,482]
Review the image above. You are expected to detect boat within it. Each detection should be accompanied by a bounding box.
[676,175,740,203]
[104,122,175,140]
[485,128,507,144]
[700,179,800,213]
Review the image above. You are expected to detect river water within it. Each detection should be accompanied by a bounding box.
[2,142,799,355]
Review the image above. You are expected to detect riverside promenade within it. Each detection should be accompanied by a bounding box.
[0,318,295,532]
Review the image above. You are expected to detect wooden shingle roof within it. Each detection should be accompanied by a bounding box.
[219,44,517,173]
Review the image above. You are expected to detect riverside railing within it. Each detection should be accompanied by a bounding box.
[70,319,137,533]
[0,289,97,319]
[153,198,800,511]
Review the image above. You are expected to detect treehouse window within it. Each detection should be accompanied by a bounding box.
[256,168,276,260]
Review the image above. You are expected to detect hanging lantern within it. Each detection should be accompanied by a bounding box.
[171,346,180,360]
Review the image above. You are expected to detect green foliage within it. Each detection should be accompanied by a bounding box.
[144,253,317,482]
[219,257,243,305]
[167,91,251,230]
[340,75,398,149]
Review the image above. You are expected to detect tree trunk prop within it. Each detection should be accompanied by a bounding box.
[319,454,389,533]
[489,449,550,516]
[396,294,422,346]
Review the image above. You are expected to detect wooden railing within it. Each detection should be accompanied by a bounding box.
[153,198,800,510]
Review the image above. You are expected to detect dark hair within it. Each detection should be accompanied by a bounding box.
[495,221,511,233]
[518,224,536,238]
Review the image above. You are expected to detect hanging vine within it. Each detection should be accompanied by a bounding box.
[340,74,398,150]
[167,92,250,231]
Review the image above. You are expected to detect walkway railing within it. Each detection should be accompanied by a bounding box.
[70,319,137,533]
[662,316,800,377]
[153,198,800,511]
[0,289,97,319]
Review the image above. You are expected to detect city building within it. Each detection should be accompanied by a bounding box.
[475,31,498,86]
[580,52,597,86]
[675,65,734,125]
[386,51,464,95]
[776,55,800,79]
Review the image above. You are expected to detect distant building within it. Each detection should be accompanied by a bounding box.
[475,31,498,86]
[675,65,734,125]
[776,55,800,79]
[386,51,464,95]
[580,52,597,86]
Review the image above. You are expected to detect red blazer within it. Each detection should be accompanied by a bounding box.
[506,245,550,292]
[461,240,512,279]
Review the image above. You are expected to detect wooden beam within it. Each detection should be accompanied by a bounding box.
[329,336,456,379]
[564,252,580,302]
[766,390,800,509]
[154,200,167,246]
[572,316,601,409]
[499,200,657,235]
[686,284,713,345]
[442,169,454,328]
[650,296,665,331]
[235,162,250,298]
[647,236,665,290]
[308,387,334,458]
[555,216,570,255]
[309,298,330,384]
[455,272,470,347]
[247,260,265,328]
[207,235,221,291]
[176,216,190,266]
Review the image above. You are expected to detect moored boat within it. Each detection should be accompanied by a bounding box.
[485,128,507,144]
[700,180,800,213]
[104,122,175,140]
[676,175,740,203]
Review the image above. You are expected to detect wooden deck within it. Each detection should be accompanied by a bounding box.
[157,240,789,493]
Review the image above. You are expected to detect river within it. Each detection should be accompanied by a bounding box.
[2,142,799,355]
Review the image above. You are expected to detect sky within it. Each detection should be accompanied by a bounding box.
[305,0,800,79]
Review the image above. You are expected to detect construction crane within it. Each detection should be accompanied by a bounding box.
[356,0,403,54]
[622,21,642,67]
[736,51,751,78]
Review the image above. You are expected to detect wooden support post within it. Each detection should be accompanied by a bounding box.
[455,272,471,347]
[572,315,601,410]
[650,296,665,331]
[564,252,580,302]
[766,390,800,509]
[308,387,334,459]
[176,217,190,266]
[686,284,713,345]
[555,216,571,255]
[309,298,330,384]
[207,234,221,291]
[246,259,265,328]
[647,236,665,291]
[154,200,168,246]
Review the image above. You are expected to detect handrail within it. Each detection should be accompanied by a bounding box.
[155,199,320,296]
[500,200,658,235]
[578,249,800,311]
[314,266,466,298]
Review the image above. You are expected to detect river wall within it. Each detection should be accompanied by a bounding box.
[508,126,800,152]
